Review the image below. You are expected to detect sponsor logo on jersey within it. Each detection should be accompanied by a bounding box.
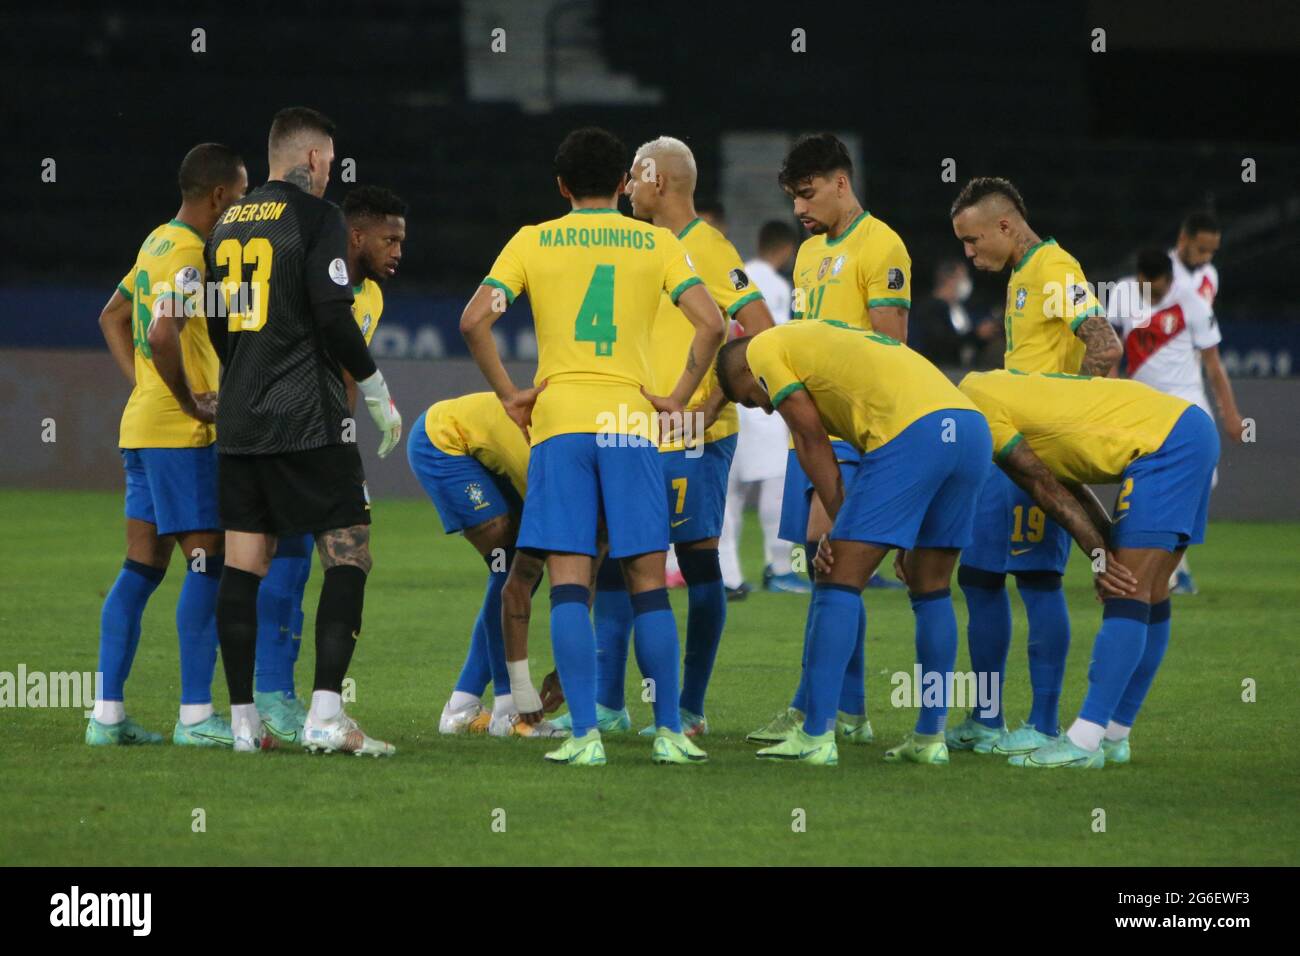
[1015,287,1028,310]
[831,255,846,276]
[887,267,904,290]
[684,252,696,272]
[818,257,832,280]
[757,375,770,394]
[728,267,750,290]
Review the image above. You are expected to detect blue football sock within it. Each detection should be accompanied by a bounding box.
[912,588,958,735]
[630,587,682,733]
[453,570,505,698]
[958,565,1011,728]
[1017,571,1071,735]
[481,563,510,700]
[254,557,294,695]
[1111,599,1172,728]
[1079,599,1150,728]
[593,557,633,710]
[678,549,725,716]
[789,585,815,714]
[177,554,222,705]
[283,534,313,697]
[838,596,866,719]
[802,583,862,737]
[551,584,598,736]
[97,559,166,702]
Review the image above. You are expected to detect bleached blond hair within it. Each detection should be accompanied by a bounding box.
[634,136,698,194]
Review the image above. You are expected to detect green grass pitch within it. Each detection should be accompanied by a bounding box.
[2,489,1297,866]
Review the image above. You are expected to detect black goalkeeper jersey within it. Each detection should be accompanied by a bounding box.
[205,180,355,455]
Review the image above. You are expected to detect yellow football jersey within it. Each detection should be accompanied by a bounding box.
[117,219,218,449]
[958,369,1189,485]
[650,217,762,449]
[747,320,975,454]
[483,208,700,445]
[351,277,383,345]
[1003,238,1103,374]
[424,392,530,495]
[790,211,911,327]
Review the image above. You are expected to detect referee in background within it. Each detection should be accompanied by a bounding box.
[205,107,402,755]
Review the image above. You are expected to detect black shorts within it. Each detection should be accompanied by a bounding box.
[219,444,370,535]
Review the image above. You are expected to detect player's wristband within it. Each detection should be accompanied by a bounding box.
[507,659,543,714]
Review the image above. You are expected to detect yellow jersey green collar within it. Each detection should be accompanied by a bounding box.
[826,210,870,247]
[1012,237,1056,273]
[677,217,703,240]
[351,281,365,295]
[167,218,204,241]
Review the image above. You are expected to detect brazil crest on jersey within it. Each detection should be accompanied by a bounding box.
[790,211,911,328]
[1003,238,1103,374]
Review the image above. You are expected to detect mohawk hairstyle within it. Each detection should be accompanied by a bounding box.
[950,177,1027,219]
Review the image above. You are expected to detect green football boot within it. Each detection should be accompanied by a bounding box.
[756,728,838,766]
[651,728,709,764]
[550,703,631,736]
[259,699,306,744]
[85,716,163,746]
[639,708,707,738]
[977,721,1054,756]
[172,713,235,748]
[1008,735,1105,769]
[884,731,950,765]
[543,729,607,766]
[836,711,874,744]
[1101,736,1131,765]
[746,706,804,745]
[945,715,1004,752]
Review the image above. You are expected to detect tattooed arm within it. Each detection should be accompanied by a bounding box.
[1074,314,1123,377]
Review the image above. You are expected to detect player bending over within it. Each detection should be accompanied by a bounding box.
[460,127,725,766]
[717,320,993,767]
[89,143,247,748]
[205,107,402,755]
[251,185,408,745]
[959,369,1217,768]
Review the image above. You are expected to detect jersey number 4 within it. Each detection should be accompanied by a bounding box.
[214,238,274,332]
[574,264,617,356]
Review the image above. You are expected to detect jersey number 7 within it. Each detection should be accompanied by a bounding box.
[574,264,617,356]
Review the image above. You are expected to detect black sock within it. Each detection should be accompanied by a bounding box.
[216,567,261,705]
[314,564,367,693]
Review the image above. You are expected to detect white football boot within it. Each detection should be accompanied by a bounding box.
[488,712,567,738]
[302,709,395,757]
[438,698,484,735]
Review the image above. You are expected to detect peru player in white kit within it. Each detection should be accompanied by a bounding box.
[1108,236,1246,594]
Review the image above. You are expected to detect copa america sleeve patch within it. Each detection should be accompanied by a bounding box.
[174,265,202,295]
[329,258,350,285]
[1068,283,1090,305]
[887,268,905,291]
[729,268,750,291]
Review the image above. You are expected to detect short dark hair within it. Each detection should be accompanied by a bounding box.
[714,338,750,404]
[553,127,627,200]
[778,133,853,190]
[269,107,337,151]
[1180,209,1220,238]
[950,177,1027,219]
[178,143,244,200]
[1136,247,1173,281]
[757,220,797,253]
[343,185,408,222]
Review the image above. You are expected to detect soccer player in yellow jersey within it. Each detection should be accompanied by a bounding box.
[88,144,247,748]
[460,128,726,766]
[405,392,566,739]
[959,370,1218,767]
[715,321,993,766]
[944,177,1126,759]
[749,133,912,748]
[552,135,775,739]
[251,185,410,743]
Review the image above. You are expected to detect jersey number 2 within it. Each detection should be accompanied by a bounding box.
[574,264,616,356]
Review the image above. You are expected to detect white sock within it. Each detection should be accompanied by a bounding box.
[230,703,259,735]
[492,693,515,717]
[447,690,480,712]
[1104,720,1131,742]
[310,690,342,721]
[179,703,214,726]
[94,700,125,724]
[1066,718,1106,751]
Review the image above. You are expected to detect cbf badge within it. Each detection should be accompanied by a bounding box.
[817,257,832,280]
[466,482,489,511]
[1015,287,1028,310]
[831,255,846,276]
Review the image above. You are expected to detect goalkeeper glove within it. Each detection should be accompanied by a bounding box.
[356,370,402,458]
